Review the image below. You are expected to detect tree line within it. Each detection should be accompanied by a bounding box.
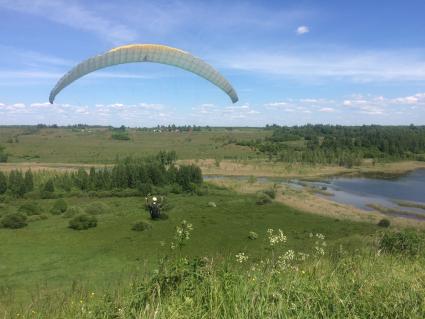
[0,151,202,198]
[235,125,425,167]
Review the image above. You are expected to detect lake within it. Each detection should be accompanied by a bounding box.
[205,169,425,219]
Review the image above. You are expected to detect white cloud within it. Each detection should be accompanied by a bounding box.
[2,93,425,126]
[218,49,425,83]
[264,92,425,117]
[0,101,172,126]
[319,107,335,112]
[192,103,260,120]
[296,25,309,35]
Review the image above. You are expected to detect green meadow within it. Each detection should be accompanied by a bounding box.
[0,127,266,163]
[0,187,378,301]
[0,126,425,318]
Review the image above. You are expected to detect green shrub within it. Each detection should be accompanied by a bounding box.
[85,201,110,215]
[1,213,27,229]
[176,164,203,192]
[137,183,153,196]
[263,188,276,199]
[18,202,41,216]
[170,183,183,194]
[50,198,68,214]
[111,131,130,140]
[255,192,272,205]
[69,214,97,230]
[63,206,84,218]
[379,230,423,256]
[377,218,391,228]
[132,221,152,231]
[248,231,258,240]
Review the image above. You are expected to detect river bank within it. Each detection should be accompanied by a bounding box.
[206,176,425,230]
[182,159,425,180]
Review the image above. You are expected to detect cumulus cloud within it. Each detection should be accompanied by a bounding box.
[192,103,260,121]
[0,101,172,126]
[296,25,309,35]
[264,92,425,117]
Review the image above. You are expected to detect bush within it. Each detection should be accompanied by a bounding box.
[248,231,258,240]
[69,214,97,230]
[63,206,84,218]
[256,192,272,205]
[137,183,153,196]
[50,198,68,215]
[263,188,276,199]
[1,213,27,229]
[170,183,183,194]
[377,218,391,228]
[176,164,203,192]
[85,201,110,215]
[111,131,130,140]
[18,202,41,216]
[379,230,423,256]
[132,221,152,231]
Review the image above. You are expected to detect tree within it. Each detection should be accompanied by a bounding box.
[0,171,7,194]
[0,145,7,163]
[8,170,26,197]
[74,168,89,190]
[24,170,34,192]
[43,179,55,193]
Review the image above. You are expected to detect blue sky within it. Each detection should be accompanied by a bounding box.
[0,0,425,126]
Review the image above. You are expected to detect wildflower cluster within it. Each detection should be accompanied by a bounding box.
[235,252,249,263]
[276,249,295,270]
[311,233,326,256]
[171,220,193,249]
[267,228,287,246]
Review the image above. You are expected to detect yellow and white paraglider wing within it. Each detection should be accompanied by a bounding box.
[49,44,238,104]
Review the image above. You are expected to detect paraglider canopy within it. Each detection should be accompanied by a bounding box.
[49,44,239,104]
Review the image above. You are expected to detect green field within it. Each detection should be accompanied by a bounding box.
[0,187,378,302]
[1,126,425,318]
[0,127,268,163]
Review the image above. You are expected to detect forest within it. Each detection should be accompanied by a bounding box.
[235,125,425,167]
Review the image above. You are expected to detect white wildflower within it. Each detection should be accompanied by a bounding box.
[235,252,249,263]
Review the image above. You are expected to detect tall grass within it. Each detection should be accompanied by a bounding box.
[2,226,424,318]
